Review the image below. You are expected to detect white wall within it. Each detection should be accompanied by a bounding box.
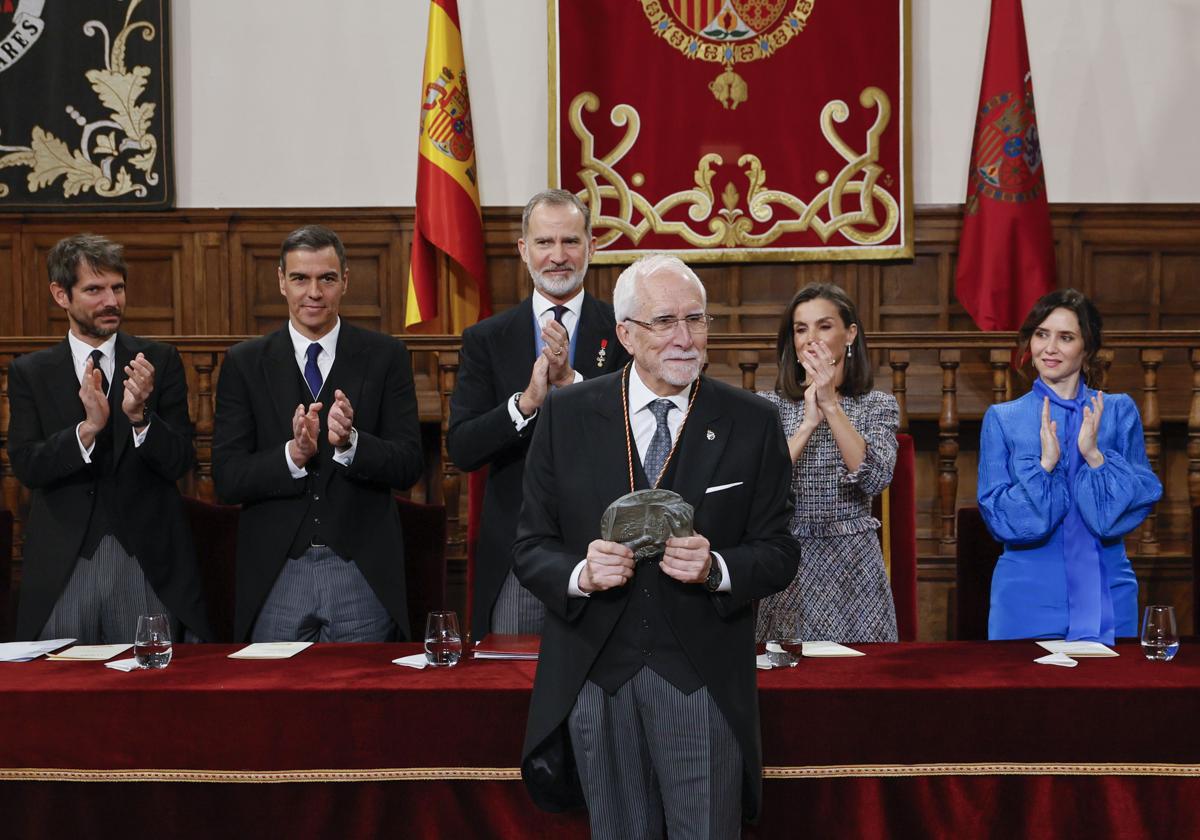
[172,0,1200,208]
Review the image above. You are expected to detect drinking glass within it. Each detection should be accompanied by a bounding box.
[1140,605,1180,662]
[134,614,173,669]
[424,611,463,667]
[765,608,802,668]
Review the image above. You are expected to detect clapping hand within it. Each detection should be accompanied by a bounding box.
[327,389,355,449]
[1077,391,1105,468]
[1039,396,1060,472]
[121,353,155,423]
[77,356,110,446]
[799,340,839,410]
[289,402,322,467]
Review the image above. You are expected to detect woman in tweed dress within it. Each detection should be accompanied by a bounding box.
[756,284,900,643]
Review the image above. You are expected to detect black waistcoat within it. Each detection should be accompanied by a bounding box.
[285,367,341,559]
[587,417,703,696]
[78,384,124,559]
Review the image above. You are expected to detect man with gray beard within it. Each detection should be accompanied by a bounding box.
[448,189,629,639]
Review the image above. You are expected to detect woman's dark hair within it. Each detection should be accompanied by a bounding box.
[774,283,873,400]
[1017,288,1104,384]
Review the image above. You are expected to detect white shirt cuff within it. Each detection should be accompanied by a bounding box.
[131,420,150,447]
[711,550,732,592]
[508,391,537,431]
[76,422,95,463]
[333,427,358,465]
[284,443,307,478]
[567,559,591,598]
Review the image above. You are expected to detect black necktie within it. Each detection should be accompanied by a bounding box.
[551,305,567,325]
[89,349,110,395]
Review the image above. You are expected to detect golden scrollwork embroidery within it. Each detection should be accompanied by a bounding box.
[570,86,900,251]
[0,0,160,201]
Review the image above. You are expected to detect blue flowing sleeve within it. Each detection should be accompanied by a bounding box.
[841,391,899,497]
[977,401,1071,544]
[1073,393,1162,539]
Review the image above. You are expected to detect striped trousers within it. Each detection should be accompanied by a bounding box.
[251,546,395,642]
[568,667,743,840]
[38,535,168,645]
[491,569,545,635]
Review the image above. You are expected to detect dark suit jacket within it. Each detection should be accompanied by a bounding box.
[7,333,212,641]
[212,323,423,641]
[513,372,800,821]
[447,293,629,639]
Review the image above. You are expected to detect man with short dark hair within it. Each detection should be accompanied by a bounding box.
[213,224,423,642]
[514,254,800,837]
[8,233,212,643]
[448,189,629,639]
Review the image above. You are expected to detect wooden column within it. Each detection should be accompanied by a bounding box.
[938,350,961,554]
[889,351,910,433]
[1189,348,1200,507]
[191,352,217,502]
[1139,348,1163,555]
[737,352,759,392]
[989,349,1012,405]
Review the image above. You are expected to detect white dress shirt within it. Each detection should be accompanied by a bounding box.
[284,318,357,476]
[67,332,148,460]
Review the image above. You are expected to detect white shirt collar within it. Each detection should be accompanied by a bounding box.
[288,317,341,362]
[628,362,691,417]
[67,331,117,369]
[532,287,584,322]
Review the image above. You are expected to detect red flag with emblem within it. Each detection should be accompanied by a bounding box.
[407,0,490,331]
[955,0,1056,331]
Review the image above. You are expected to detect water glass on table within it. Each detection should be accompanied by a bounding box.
[424,611,463,667]
[766,609,802,668]
[134,614,173,669]
[1140,605,1180,662]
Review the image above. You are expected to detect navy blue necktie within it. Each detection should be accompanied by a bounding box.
[304,343,323,399]
[551,305,567,325]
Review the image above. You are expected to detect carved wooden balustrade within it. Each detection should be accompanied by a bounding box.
[2,331,1199,582]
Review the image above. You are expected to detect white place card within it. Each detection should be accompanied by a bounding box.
[227,642,313,660]
[802,641,865,657]
[45,644,132,661]
[0,639,75,662]
[1036,640,1118,657]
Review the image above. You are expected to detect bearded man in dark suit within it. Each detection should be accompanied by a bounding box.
[448,189,629,639]
[8,234,211,643]
[213,225,423,642]
[514,254,800,838]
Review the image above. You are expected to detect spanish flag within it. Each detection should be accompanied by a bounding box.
[407,0,491,331]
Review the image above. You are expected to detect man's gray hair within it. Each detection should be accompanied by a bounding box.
[612,254,707,323]
[521,189,592,239]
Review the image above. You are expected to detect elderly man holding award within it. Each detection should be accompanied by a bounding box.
[513,254,800,838]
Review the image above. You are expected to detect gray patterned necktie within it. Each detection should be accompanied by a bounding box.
[643,399,675,486]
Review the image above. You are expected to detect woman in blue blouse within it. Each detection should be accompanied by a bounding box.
[977,289,1162,644]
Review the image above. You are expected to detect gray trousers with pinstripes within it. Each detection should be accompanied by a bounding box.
[568,667,743,840]
[38,535,168,645]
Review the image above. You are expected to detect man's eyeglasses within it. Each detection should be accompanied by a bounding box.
[624,314,715,335]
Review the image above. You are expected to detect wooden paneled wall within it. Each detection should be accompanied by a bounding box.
[1,204,1198,640]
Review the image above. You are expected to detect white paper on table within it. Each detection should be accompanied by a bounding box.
[45,644,132,661]
[1036,641,1118,657]
[392,653,428,669]
[227,642,313,660]
[802,641,865,657]
[0,639,75,662]
[105,658,142,672]
[1034,652,1079,668]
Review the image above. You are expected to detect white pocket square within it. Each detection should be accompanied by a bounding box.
[705,482,743,494]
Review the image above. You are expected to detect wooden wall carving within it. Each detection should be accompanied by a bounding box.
[1,204,1197,640]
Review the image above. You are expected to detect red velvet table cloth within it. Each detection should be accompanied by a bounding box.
[2,642,1198,838]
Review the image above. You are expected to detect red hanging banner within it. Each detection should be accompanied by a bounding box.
[955,0,1056,331]
[551,0,912,263]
